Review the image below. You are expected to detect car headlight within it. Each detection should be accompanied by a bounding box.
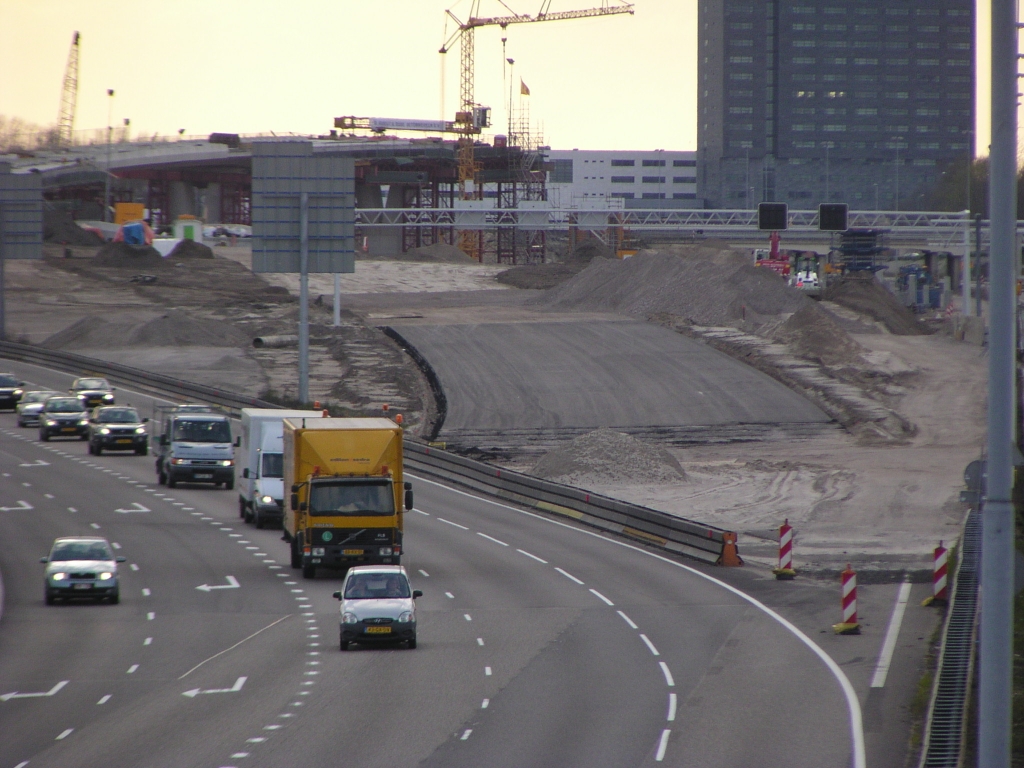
[171,458,190,465]
[135,427,146,434]
[398,611,413,623]
[99,427,111,435]
[98,572,114,581]
[76,394,86,400]
[43,418,56,426]
[311,547,326,556]
[78,418,88,425]
[379,547,393,556]
[13,389,22,396]
[102,394,114,400]
[260,495,274,504]
[51,572,68,581]
[219,460,234,467]
[342,612,359,624]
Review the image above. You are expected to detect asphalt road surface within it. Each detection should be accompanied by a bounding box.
[389,319,831,450]
[0,360,937,768]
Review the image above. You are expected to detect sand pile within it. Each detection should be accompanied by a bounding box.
[92,241,165,267]
[371,243,476,264]
[771,303,867,367]
[167,239,215,259]
[41,310,249,350]
[824,274,932,336]
[43,206,103,246]
[532,429,686,485]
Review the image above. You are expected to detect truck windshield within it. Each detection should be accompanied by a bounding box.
[344,572,410,599]
[309,481,395,516]
[173,419,231,443]
[261,453,283,479]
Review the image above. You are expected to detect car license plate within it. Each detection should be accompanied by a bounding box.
[195,473,213,479]
[365,626,391,634]
[116,439,132,444]
[343,549,363,555]
[73,583,92,590]
[61,427,76,433]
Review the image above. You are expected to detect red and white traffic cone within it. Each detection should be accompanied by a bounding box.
[922,541,949,606]
[772,519,797,580]
[833,563,861,634]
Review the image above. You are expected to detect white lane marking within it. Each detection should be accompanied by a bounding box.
[437,517,469,530]
[195,575,240,592]
[284,581,297,585]
[589,588,614,606]
[461,729,472,741]
[232,753,250,758]
[418,569,430,577]
[0,500,34,511]
[245,546,258,550]
[182,507,194,511]
[18,459,48,467]
[255,552,267,556]
[114,503,150,514]
[617,610,639,629]
[870,580,913,689]
[111,542,121,549]
[89,523,100,529]
[0,680,69,701]
[659,662,675,687]
[179,615,291,679]
[147,612,155,620]
[67,506,77,512]
[445,592,455,599]
[21,482,30,487]
[229,534,243,538]
[655,729,671,762]
[130,564,139,571]
[290,589,304,593]
[268,565,282,569]
[408,473,868,768]
[516,548,548,564]
[264,724,282,730]
[667,692,677,722]
[477,532,509,547]
[414,508,429,515]
[141,588,151,596]
[555,567,584,585]
[464,614,472,622]
[246,736,267,743]
[144,637,152,646]
[477,638,485,646]
[44,493,54,499]
[182,676,247,698]
[56,728,74,740]
[481,698,489,708]
[97,694,111,705]
[640,634,661,656]
[484,666,492,676]
[127,665,139,674]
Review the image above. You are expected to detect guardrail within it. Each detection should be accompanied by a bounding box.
[0,341,741,566]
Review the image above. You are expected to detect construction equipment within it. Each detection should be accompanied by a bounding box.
[56,32,80,149]
[439,1,634,259]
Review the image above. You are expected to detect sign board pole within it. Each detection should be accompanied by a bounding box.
[333,273,341,327]
[0,202,5,340]
[298,192,310,403]
[962,210,971,313]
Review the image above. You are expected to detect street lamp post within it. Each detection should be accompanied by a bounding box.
[744,146,751,210]
[104,89,114,223]
[893,136,903,212]
[874,183,879,211]
[824,142,831,201]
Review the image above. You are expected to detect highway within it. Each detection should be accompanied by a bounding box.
[0,361,867,768]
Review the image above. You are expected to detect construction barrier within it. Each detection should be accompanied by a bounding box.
[772,518,796,579]
[833,564,861,634]
[922,541,949,607]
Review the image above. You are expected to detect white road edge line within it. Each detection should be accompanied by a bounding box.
[461,729,472,741]
[667,692,677,722]
[408,472,867,768]
[870,579,913,689]
[437,517,469,530]
[97,694,111,705]
[655,728,671,762]
[640,634,661,656]
[617,610,639,629]
[178,614,292,679]
[477,532,509,547]
[56,728,73,740]
[516,548,548,564]
[554,567,584,585]
[659,662,675,687]
[589,588,614,606]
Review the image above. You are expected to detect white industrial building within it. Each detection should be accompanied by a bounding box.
[544,149,700,208]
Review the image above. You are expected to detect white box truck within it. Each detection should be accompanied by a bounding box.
[238,409,324,528]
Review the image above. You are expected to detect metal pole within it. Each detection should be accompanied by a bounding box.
[979,0,1017,758]
[104,89,113,223]
[825,143,830,202]
[333,273,341,327]
[298,192,310,404]
[975,214,984,317]
[0,203,5,341]
[894,140,900,212]
[962,210,972,314]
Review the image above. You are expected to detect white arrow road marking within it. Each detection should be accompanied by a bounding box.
[195,576,240,592]
[182,676,246,698]
[0,501,32,512]
[1,680,69,702]
[115,503,150,514]
[18,459,49,467]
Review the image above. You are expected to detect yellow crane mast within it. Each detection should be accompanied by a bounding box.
[439,1,633,259]
[57,32,80,150]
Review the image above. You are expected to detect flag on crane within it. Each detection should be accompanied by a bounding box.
[520,78,531,96]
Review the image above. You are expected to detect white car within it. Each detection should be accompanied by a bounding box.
[41,536,126,604]
[333,565,421,650]
[16,390,60,427]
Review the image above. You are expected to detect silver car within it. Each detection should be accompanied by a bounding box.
[16,390,60,427]
[333,565,421,650]
[41,536,126,604]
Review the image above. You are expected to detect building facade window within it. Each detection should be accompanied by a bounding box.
[610,176,635,183]
[673,159,697,167]
[548,159,573,183]
[642,176,666,183]
[610,159,634,167]
[642,159,666,166]
[729,56,754,64]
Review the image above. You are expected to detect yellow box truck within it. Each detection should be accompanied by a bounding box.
[283,417,412,579]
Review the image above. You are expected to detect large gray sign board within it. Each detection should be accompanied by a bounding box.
[0,172,42,260]
[251,141,355,273]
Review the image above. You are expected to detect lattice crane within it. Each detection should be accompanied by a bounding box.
[439,1,633,259]
[56,32,81,149]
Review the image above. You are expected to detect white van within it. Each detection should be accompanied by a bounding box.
[238,409,324,528]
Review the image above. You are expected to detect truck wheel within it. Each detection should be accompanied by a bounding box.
[407,637,417,649]
[225,477,234,491]
[340,636,349,652]
[45,588,55,605]
[302,563,316,580]
[135,446,148,456]
[255,511,265,530]
[238,497,247,519]
[290,540,301,569]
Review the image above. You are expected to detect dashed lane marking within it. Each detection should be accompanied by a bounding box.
[617,611,638,629]
[516,548,548,564]
[97,695,111,705]
[658,662,675,687]
[437,517,468,530]
[477,532,509,547]
[589,589,614,606]
[640,634,660,656]
[555,567,584,585]
[655,729,671,762]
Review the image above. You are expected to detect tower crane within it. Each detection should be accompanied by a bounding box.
[56,32,81,149]
[439,1,633,259]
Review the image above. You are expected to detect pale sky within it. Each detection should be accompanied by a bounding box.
[0,0,999,154]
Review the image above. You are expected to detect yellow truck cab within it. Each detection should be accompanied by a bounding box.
[283,417,412,579]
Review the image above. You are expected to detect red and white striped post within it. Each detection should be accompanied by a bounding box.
[772,519,796,579]
[923,541,949,606]
[833,563,861,634]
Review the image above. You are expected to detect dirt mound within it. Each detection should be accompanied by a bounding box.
[544,249,808,328]
[532,428,686,485]
[167,239,215,259]
[40,310,249,350]
[92,241,166,268]
[566,239,614,264]
[496,262,583,290]
[771,303,866,367]
[824,274,932,336]
[43,206,103,246]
